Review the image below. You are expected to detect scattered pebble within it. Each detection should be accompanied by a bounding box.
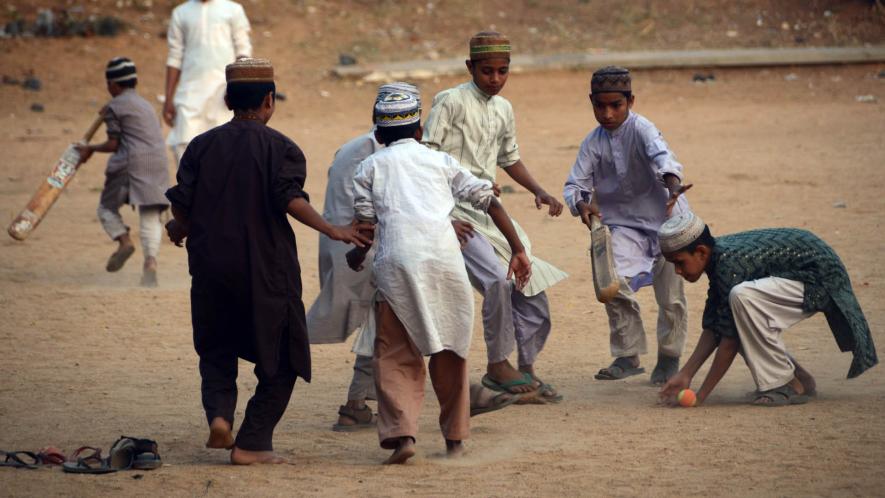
[23,76,42,91]
[693,73,716,83]
[784,73,799,81]
[832,201,847,208]
[339,53,357,66]
[855,95,877,103]
[319,90,330,98]
[726,30,738,38]
[30,103,44,112]
[878,70,885,79]
[2,75,20,85]
[781,21,790,31]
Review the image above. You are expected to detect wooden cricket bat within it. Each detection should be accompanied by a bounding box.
[589,214,620,303]
[7,113,105,241]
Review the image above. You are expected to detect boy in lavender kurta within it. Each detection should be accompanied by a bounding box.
[563,66,692,385]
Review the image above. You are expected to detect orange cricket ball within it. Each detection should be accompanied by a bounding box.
[677,388,697,407]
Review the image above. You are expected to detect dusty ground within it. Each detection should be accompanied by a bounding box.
[1,2,885,496]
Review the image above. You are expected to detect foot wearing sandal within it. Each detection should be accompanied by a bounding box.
[445,439,465,459]
[753,378,809,407]
[206,417,235,449]
[332,400,376,432]
[595,355,645,380]
[790,357,817,397]
[230,447,288,465]
[484,360,537,394]
[469,383,520,416]
[382,437,416,465]
[106,234,135,272]
[140,257,158,287]
[519,365,564,404]
[650,354,680,386]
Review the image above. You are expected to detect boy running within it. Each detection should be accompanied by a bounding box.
[658,212,877,405]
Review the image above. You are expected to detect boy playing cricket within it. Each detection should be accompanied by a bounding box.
[658,212,877,406]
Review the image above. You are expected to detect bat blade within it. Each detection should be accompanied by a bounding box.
[589,214,620,303]
[7,114,104,241]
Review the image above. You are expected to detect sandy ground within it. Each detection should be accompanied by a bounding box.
[1,32,884,496]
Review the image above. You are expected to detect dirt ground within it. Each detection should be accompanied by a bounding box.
[2,3,885,496]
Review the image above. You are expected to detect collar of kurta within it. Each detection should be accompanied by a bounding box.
[389,137,417,147]
[604,111,635,138]
[467,81,494,102]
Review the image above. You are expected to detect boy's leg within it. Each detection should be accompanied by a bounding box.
[373,301,424,462]
[650,257,688,384]
[729,277,815,395]
[98,176,134,272]
[333,354,377,431]
[596,277,647,379]
[511,290,562,401]
[231,354,297,463]
[428,350,470,453]
[138,205,163,286]
[461,234,532,393]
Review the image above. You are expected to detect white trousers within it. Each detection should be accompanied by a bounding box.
[730,277,815,391]
[171,143,188,170]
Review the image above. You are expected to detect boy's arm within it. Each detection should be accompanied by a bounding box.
[286,198,372,248]
[659,329,719,401]
[694,336,739,404]
[486,198,532,289]
[74,107,119,164]
[502,160,563,217]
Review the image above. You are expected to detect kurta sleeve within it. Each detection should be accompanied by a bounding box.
[446,154,494,211]
[701,280,739,340]
[103,106,122,139]
[639,120,683,182]
[421,92,453,152]
[165,140,198,215]
[497,101,520,167]
[231,4,252,58]
[273,141,309,212]
[165,9,184,69]
[352,159,376,222]
[563,137,595,216]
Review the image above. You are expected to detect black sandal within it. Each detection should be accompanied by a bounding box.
[0,450,40,469]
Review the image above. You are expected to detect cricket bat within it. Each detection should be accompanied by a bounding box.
[589,214,620,303]
[7,113,105,241]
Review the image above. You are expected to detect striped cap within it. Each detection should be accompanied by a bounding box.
[659,211,706,254]
[377,82,421,107]
[373,92,420,128]
[591,66,632,94]
[226,58,274,83]
[469,31,511,61]
[106,57,137,83]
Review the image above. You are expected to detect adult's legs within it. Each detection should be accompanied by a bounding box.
[730,277,814,393]
[461,234,531,392]
[373,301,423,463]
[650,257,688,384]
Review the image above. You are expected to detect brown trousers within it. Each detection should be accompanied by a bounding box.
[373,301,470,448]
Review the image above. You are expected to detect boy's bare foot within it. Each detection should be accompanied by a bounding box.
[141,257,158,287]
[383,437,415,465]
[445,439,465,459]
[486,360,535,393]
[793,360,817,396]
[230,447,288,465]
[206,417,234,449]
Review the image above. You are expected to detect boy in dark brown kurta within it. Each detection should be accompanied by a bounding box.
[165,58,371,465]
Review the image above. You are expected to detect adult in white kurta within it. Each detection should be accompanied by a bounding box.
[164,0,251,162]
[352,138,494,359]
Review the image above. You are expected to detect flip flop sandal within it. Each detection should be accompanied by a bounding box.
[106,245,135,272]
[108,438,136,470]
[331,405,376,433]
[0,451,40,469]
[481,372,535,394]
[36,446,66,466]
[470,389,521,417]
[62,447,116,474]
[650,355,680,386]
[594,358,645,380]
[753,384,810,407]
[531,376,564,404]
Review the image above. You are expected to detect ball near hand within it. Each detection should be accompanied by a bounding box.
[677,388,697,407]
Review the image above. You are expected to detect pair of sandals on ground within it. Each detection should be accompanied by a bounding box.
[333,376,564,432]
[1,436,162,474]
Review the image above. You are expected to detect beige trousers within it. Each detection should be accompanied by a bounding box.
[373,301,469,448]
[730,277,814,391]
[605,257,687,358]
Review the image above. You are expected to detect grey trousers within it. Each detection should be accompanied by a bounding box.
[346,354,376,401]
[461,233,552,367]
[605,256,687,359]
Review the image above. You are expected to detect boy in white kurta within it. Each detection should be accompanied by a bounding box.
[348,93,531,464]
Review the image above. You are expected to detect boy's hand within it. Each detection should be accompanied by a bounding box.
[492,183,501,197]
[665,183,693,217]
[162,101,176,127]
[329,221,374,248]
[452,220,474,248]
[576,199,601,230]
[506,251,532,291]
[74,144,93,165]
[535,191,564,217]
[346,247,368,271]
[658,371,692,406]
[165,219,188,247]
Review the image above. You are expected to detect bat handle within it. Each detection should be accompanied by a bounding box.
[81,110,106,143]
[590,214,602,231]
